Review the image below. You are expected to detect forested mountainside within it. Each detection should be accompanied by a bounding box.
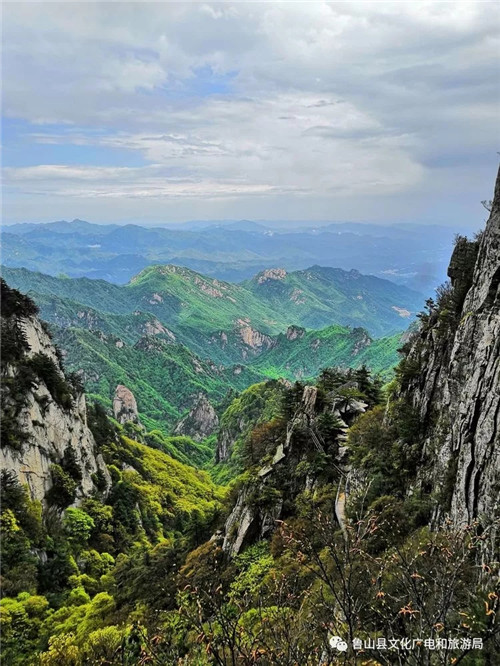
[2,262,422,339]
[0,170,498,665]
[1,263,410,452]
[1,218,468,291]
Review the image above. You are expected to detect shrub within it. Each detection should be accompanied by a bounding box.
[63,509,95,553]
[62,446,82,482]
[48,465,78,508]
[40,633,81,666]
[28,354,73,410]
[0,279,39,319]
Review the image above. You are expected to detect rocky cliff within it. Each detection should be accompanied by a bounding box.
[221,376,368,555]
[0,281,110,504]
[173,393,219,442]
[401,168,500,529]
[113,384,140,425]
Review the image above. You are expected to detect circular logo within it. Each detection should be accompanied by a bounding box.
[329,636,348,652]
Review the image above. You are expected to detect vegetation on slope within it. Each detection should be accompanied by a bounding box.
[252,325,401,381]
[2,262,422,344]
[1,267,408,461]
[55,327,262,445]
[2,362,497,665]
[1,405,226,665]
[211,380,288,482]
[243,265,421,336]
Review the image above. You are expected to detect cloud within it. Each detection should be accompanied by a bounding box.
[2,2,499,222]
[3,164,294,199]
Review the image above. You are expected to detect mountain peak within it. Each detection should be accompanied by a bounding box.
[255,268,288,284]
[129,263,195,283]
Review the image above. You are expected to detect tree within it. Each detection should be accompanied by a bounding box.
[63,508,95,553]
[40,633,81,666]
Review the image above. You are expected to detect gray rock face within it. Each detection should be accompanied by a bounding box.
[404,167,500,528]
[286,325,305,341]
[216,426,234,463]
[173,393,219,442]
[222,485,283,556]
[216,405,251,463]
[220,383,367,556]
[113,384,140,424]
[0,316,110,503]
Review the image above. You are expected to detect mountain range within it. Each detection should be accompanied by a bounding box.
[1,169,498,664]
[1,217,473,291]
[1,262,416,442]
[2,263,422,341]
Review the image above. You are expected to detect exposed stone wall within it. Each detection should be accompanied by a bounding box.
[404,167,500,527]
[113,384,140,424]
[0,315,110,503]
[174,393,219,442]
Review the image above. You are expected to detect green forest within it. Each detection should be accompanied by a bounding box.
[2,4,499,664]
[1,247,499,665]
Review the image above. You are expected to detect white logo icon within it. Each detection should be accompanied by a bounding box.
[329,635,348,652]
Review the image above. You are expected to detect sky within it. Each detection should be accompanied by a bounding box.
[2,1,500,225]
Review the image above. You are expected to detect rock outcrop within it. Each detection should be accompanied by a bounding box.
[256,268,287,284]
[216,423,236,463]
[221,381,367,555]
[113,384,140,424]
[0,289,110,503]
[238,325,275,352]
[173,393,219,442]
[286,325,305,341]
[402,167,500,529]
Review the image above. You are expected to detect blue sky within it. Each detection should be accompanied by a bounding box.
[2,2,499,225]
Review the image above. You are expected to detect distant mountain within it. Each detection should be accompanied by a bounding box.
[243,266,421,337]
[188,220,268,233]
[1,217,469,291]
[2,263,412,439]
[2,263,422,344]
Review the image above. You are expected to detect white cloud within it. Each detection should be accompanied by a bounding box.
[2,1,499,222]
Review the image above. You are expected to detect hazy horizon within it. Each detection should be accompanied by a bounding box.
[1,216,483,233]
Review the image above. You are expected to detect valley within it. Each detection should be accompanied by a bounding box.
[2,5,499,664]
[2,263,414,454]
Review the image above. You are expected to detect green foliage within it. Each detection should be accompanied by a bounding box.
[103,435,224,541]
[213,380,286,476]
[348,402,425,508]
[63,509,95,553]
[48,465,78,508]
[1,593,50,665]
[27,353,74,409]
[84,625,124,663]
[241,418,285,468]
[253,326,401,382]
[1,316,31,366]
[0,473,44,597]
[0,509,39,597]
[230,543,273,601]
[61,445,82,482]
[87,401,118,448]
[0,277,39,319]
